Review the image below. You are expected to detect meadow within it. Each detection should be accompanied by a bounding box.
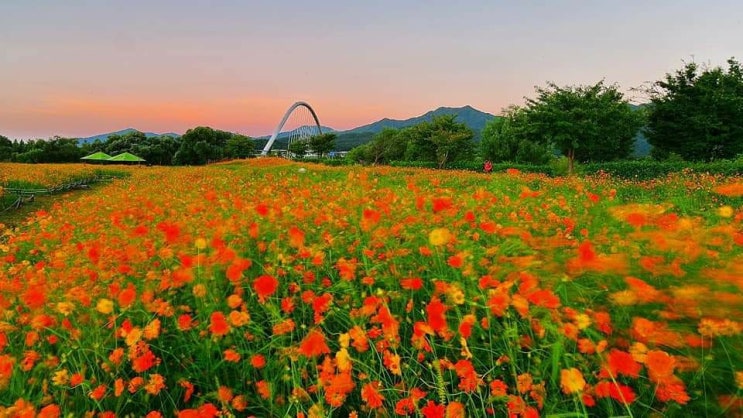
[0,159,741,417]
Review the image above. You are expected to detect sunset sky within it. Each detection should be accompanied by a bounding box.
[1,0,742,140]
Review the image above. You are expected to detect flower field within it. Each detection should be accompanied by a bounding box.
[0,159,742,417]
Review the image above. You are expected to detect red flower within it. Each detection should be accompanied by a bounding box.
[421,400,446,418]
[400,277,423,291]
[426,297,448,334]
[208,311,230,337]
[298,329,330,358]
[602,349,641,379]
[253,275,278,303]
[527,289,561,309]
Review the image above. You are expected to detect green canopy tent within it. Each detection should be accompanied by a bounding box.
[80,151,112,164]
[107,152,146,164]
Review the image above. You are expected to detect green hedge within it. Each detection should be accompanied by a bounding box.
[582,160,743,180]
[323,158,743,180]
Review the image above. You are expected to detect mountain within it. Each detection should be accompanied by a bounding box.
[78,128,180,144]
[255,126,336,140]
[327,105,496,151]
[345,105,496,135]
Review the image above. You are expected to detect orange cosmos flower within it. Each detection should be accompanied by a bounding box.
[255,380,271,400]
[446,402,466,418]
[208,311,230,337]
[400,277,423,291]
[217,385,233,403]
[560,368,586,394]
[454,359,480,392]
[132,349,158,373]
[488,291,511,317]
[114,378,125,397]
[177,314,193,331]
[89,384,107,400]
[250,354,266,369]
[145,374,166,395]
[713,182,743,197]
[288,226,305,248]
[602,349,641,379]
[298,329,331,358]
[644,350,676,384]
[490,379,508,397]
[117,284,137,308]
[38,404,61,418]
[231,395,248,411]
[253,275,279,304]
[223,349,241,363]
[179,380,194,402]
[361,381,385,409]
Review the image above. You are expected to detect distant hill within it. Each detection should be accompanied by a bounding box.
[346,105,496,135]
[78,128,180,144]
[330,105,497,151]
[255,126,336,140]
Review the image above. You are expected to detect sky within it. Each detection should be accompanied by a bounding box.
[1,0,742,140]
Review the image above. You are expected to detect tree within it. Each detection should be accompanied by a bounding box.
[366,128,406,164]
[308,133,336,158]
[0,135,12,162]
[646,58,743,161]
[519,81,644,173]
[225,134,255,159]
[288,139,309,159]
[480,107,553,165]
[403,115,474,168]
[174,127,231,165]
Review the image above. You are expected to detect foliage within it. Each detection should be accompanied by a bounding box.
[287,139,309,159]
[646,58,743,161]
[0,135,12,162]
[225,134,255,159]
[520,81,645,173]
[307,132,337,158]
[480,107,553,165]
[401,115,475,168]
[173,127,234,165]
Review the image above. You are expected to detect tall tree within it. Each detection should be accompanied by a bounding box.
[646,58,743,161]
[520,81,644,173]
[0,135,12,161]
[308,133,336,158]
[366,128,406,164]
[288,139,309,159]
[402,115,474,168]
[480,107,553,164]
[225,134,255,159]
[174,127,230,165]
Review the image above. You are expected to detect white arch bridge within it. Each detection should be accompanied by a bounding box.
[261,101,324,156]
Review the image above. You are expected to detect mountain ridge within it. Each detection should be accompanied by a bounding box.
[78,128,180,144]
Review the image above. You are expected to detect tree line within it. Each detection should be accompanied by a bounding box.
[348,58,743,172]
[0,127,256,165]
[2,58,741,170]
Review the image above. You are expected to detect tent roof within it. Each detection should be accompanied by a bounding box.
[81,151,112,160]
[108,152,145,162]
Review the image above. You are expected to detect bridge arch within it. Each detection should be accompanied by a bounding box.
[261,101,323,155]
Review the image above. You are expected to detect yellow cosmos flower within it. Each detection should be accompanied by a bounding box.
[429,228,452,247]
[718,205,734,218]
[96,299,114,315]
[560,367,586,394]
